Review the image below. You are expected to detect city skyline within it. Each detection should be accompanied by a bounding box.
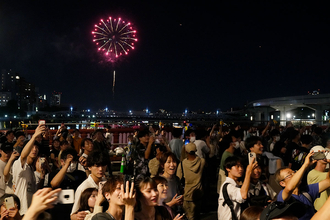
[1,1,330,112]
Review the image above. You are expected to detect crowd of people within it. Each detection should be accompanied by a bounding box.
[2,121,330,220]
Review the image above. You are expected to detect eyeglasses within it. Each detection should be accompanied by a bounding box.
[264,201,286,220]
[280,171,296,182]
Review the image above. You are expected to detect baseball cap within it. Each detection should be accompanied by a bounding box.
[185,143,197,155]
[0,142,14,152]
[260,201,305,220]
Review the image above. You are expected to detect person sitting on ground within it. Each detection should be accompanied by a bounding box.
[275,151,330,220]
[0,194,22,220]
[218,156,258,220]
[92,175,136,220]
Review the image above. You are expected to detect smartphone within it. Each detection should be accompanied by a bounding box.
[312,152,326,160]
[248,152,256,164]
[38,120,46,126]
[4,196,15,209]
[175,195,183,199]
[39,157,46,166]
[184,139,190,145]
[57,189,74,204]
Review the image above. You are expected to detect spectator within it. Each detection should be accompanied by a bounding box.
[159,152,183,214]
[57,140,71,166]
[0,194,22,220]
[130,129,154,179]
[72,129,82,154]
[92,130,108,152]
[92,175,136,220]
[177,143,205,220]
[218,156,258,220]
[8,125,45,215]
[134,176,177,220]
[70,151,109,220]
[180,129,196,161]
[153,176,174,218]
[194,129,210,159]
[268,129,281,152]
[79,138,94,170]
[55,124,69,141]
[217,135,236,193]
[148,144,167,178]
[289,134,312,171]
[75,188,103,220]
[12,133,25,155]
[269,141,286,193]
[50,139,61,170]
[245,136,268,183]
[275,151,330,220]
[247,165,276,207]
[4,131,15,144]
[34,156,50,189]
[0,143,17,197]
[239,206,263,220]
[307,145,330,211]
[169,128,183,161]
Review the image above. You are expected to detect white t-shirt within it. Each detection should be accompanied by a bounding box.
[70,175,106,215]
[0,159,14,197]
[218,177,245,220]
[12,157,37,215]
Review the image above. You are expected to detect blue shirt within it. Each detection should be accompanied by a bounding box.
[277,183,320,220]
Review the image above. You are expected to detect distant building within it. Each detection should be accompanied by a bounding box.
[0,92,11,107]
[1,69,37,111]
[50,91,62,106]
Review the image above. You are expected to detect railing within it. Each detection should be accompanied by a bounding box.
[0,128,174,147]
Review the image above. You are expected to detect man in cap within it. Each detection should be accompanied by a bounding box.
[177,142,205,220]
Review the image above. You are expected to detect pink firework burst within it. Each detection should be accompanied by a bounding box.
[92,17,138,59]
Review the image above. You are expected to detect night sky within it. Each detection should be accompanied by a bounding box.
[1,1,329,112]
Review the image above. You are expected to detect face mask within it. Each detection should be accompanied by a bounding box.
[275,136,280,142]
[233,141,240,149]
[190,137,196,142]
[67,162,77,173]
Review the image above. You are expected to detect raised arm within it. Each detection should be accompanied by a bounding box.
[282,152,315,201]
[240,158,258,200]
[20,125,46,165]
[50,154,73,188]
[3,151,20,182]
[144,135,155,159]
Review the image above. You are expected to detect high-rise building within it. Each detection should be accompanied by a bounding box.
[1,69,36,111]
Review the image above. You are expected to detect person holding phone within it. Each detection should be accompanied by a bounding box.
[5,125,46,215]
[275,151,330,220]
[0,194,21,220]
